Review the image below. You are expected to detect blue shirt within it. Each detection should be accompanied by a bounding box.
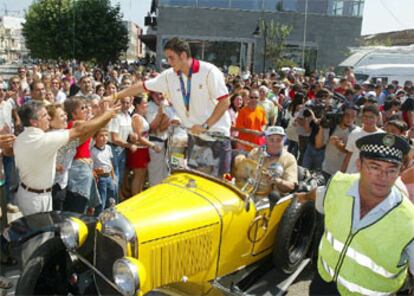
[316,178,414,274]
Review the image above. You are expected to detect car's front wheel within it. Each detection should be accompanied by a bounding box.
[272,199,317,274]
[16,237,71,295]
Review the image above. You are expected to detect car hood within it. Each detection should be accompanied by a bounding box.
[115,171,239,244]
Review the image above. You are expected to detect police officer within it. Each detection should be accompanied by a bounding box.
[307,133,414,295]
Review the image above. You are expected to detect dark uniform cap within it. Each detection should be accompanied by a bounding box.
[356,133,411,164]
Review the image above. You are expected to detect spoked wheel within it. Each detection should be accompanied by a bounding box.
[272,199,317,274]
[287,203,316,264]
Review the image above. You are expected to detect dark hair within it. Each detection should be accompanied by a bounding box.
[341,102,359,113]
[401,97,414,112]
[93,69,104,82]
[315,88,332,99]
[79,75,91,84]
[62,68,71,75]
[133,95,145,107]
[64,97,85,120]
[386,119,408,133]
[383,99,401,111]
[95,84,104,93]
[18,101,45,127]
[362,104,380,116]
[230,93,243,112]
[289,92,305,115]
[163,37,191,58]
[104,80,118,90]
[30,80,44,92]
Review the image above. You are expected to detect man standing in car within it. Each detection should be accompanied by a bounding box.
[107,37,231,177]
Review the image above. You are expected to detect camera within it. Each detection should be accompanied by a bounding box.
[320,110,343,129]
[303,102,326,118]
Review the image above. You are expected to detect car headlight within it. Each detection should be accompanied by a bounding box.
[60,218,88,250]
[99,209,138,257]
[113,257,145,296]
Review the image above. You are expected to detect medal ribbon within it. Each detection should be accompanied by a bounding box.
[178,60,193,112]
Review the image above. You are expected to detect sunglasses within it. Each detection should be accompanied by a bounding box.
[249,96,259,99]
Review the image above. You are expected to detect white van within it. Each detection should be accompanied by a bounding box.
[353,64,414,85]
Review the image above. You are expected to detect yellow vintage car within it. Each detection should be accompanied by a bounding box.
[10,161,319,295]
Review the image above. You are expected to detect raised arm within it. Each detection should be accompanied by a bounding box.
[104,81,146,102]
[69,103,120,142]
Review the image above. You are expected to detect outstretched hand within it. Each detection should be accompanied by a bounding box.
[99,99,121,117]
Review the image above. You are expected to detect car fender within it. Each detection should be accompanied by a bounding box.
[2,211,96,252]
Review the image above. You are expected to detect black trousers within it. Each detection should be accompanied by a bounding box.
[309,271,340,295]
[63,190,88,214]
[52,183,67,211]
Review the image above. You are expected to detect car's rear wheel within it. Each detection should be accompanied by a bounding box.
[16,237,71,295]
[272,199,316,274]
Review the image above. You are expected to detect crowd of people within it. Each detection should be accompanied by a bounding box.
[0,36,413,294]
[0,41,413,219]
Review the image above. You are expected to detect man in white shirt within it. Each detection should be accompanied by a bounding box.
[108,37,232,177]
[342,105,384,173]
[108,96,136,198]
[14,101,119,216]
[75,75,100,100]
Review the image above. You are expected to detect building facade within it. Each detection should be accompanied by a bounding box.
[147,0,364,72]
[121,21,144,62]
[0,16,28,63]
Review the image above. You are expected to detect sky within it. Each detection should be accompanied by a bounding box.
[0,0,413,36]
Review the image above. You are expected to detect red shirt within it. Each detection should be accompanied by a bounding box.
[68,120,91,159]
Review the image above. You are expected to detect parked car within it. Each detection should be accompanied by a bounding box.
[6,141,322,296]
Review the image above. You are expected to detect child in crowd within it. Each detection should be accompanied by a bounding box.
[91,128,116,214]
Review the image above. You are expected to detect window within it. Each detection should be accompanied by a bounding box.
[203,41,241,67]
[264,0,281,11]
[159,0,197,7]
[198,0,230,8]
[282,0,298,12]
[351,0,364,17]
[231,0,262,10]
[328,0,344,16]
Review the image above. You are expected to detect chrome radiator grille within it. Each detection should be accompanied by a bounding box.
[145,224,217,289]
[94,230,127,295]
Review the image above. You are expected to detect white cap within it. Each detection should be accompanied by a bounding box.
[366,91,377,98]
[265,126,286,137]
[242,71,251,80]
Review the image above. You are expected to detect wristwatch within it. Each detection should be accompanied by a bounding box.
[201,122,210,130]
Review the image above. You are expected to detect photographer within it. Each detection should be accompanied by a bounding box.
[301,89,335,171]
[315,103,359,182]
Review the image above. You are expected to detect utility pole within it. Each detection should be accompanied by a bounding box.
[301,0,309,69]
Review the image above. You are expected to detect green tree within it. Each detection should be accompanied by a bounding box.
[22,0,72,60]
[69,0,128,65]
[22,0,128,65]
[260,19,293,69]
